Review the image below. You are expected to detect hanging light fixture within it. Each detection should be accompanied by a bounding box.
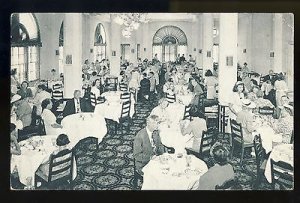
[113,13,148,38]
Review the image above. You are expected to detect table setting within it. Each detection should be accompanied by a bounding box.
[61,112,107,145]
[11,135,77,188]
[142,153,208,190]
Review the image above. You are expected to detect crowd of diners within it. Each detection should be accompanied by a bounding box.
[10,52,293,190]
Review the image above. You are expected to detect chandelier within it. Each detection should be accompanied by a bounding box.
[113,13,149,38]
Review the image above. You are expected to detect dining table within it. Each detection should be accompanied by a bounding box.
[142,153,208,190]
[11,135,77,188]
[94,91,135,122]
[61,112,107,145]
[264,143,293,183]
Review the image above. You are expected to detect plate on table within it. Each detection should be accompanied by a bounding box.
[184,168,201,176]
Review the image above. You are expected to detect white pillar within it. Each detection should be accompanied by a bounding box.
[63,13,83,99]
[273,13,283,73]
[218,13,238,104]
[110,22,121,76]
[202,13,214,72]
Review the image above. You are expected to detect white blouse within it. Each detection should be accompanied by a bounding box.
[41,109,58,135]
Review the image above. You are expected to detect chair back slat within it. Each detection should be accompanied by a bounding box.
[48,149,73,182]
[253,134,266,171]
[52,90,63,100]
[199,129,214,157]
[52,83,62,90]
[90,92,98,107]
[120,92,131,102]
[105,77,118,91]
[166,93,176,103]
[120,101,131,118]
[183,105,192,120]
[230,119,244,143]
[119,83,128,91]
[258,106,274,115]
[270,159,294,190]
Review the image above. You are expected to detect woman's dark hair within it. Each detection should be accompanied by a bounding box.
[277,73,284,81]
[205,70,213,77]
[120,71,125,75]
[51,69,56,72]
[232,82,245,92]
[143,73,147,77]
[11,69,17,75]
[41,98,51,112]
[21,81,29,87]
[56,134,70,146]
[212,145,229,166]
[92,71,97,76]
[93,79,100,86]
[10,123,16,133]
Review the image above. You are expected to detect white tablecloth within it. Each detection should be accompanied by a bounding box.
[264,144,293,183]
[159,121,191,153]
[94,91,135,122]
[176,94,194,106]
[165,102,186,124]
[142,154,208,190]
[11,135,77,187]
[61,113,107,145]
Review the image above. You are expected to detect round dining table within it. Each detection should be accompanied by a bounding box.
[61,112,107,145]
[142,153,208,190]
[264,144,293,183]
[94,91,135,123]
[11,135,77,188]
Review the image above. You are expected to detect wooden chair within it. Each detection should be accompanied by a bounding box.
[230,119,254,165]
[90,92,98,108]
[218,104,229,139]
[183,104,192,120]
[52,83,62,90]
[115,100,131,135]
[215,179,241,190]
[73,137,99,152]
[258,106,275,115]
[34,149,74,189]
[166,93,176,103]
[120,92,131,103]
[252,134,267,189]
[185,128,215,160]
[104,77,118,92]
[119,83,128,92]
[17,106,46,141]
[270,159,294,190]
[205,104,218,128]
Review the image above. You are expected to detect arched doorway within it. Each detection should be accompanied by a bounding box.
[152,25,187,62]
[94,23,106,62]
[11,13,42,82]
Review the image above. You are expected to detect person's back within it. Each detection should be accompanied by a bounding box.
[236,110,254,143]
[197,164,234,190]
[16,100,32,127]
[140,78,150,94]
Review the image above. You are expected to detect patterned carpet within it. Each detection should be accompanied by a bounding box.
[11,94,273,190]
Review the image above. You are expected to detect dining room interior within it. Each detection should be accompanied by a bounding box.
[10,13,294,190]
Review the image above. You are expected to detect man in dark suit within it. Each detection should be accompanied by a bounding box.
[139,73,151,102]
[63,90,89,117]
[179,54,186,64]
[263,70,276,85]
[133,115,165,175]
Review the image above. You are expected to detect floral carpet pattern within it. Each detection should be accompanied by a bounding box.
[11,95,273,190]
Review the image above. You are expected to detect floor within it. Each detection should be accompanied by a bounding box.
[11,94,273,190]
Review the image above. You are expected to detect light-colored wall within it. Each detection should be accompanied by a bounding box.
[35,13,64,80]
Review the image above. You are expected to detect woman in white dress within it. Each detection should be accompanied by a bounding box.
[91,79,101,99]
[128,67,141,90]
[204,70,218,100]
[228,81,246,119]
[41,99,63,135]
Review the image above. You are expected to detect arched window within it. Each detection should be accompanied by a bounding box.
[58,21,64,74]
[94,23,106,62]
[11,13,41,82]
[152,25,187,62]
